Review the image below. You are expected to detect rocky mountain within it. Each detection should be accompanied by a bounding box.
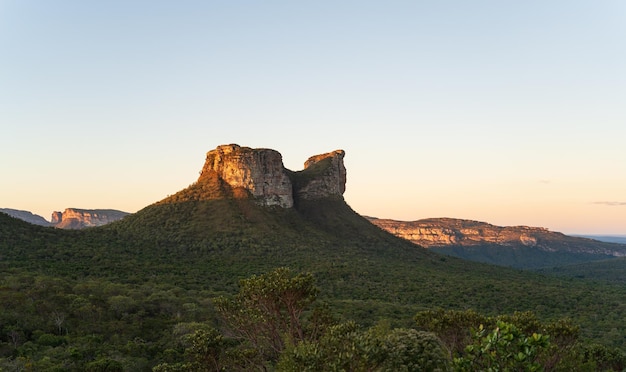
[367,217,626,268]
[51,208,129,229]
[0,208,51,226]
[158,144,347,207]
[3,144,345,230]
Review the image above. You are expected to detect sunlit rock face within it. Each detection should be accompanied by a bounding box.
[199,144,294,208]
[197,145,347,208]
[52,209,129,229]
[368,217,550,248]
[51,211,63,225]
[367,217,626,256]
[295,150,347,200]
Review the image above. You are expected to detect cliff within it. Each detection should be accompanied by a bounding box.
[52,208,129,229]
[199,144,294,207]
[368,217,626,258]
[294,150,346,200]
[161,144,347,207]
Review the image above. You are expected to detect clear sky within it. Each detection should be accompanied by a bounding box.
[1,1,625,234]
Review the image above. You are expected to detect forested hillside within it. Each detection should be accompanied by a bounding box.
[1,145,625,370]
[1,197,625,370]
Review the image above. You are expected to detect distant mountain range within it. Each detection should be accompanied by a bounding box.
[367,217,626,269]
[0,208,129,229]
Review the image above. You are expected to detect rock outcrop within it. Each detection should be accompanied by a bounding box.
[295,150,346,200]
[52,208,129,229]
[199,144,294,208]
[367,217,626,257]
[189,144,347,207]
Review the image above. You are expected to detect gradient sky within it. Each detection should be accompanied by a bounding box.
[1,1,625,234]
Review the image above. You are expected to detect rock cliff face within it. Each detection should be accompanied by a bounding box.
[190,144,347,207]
[296,150,346,200]
[199,144,294,208]
[367,217,626,257]
[52,208,129,229]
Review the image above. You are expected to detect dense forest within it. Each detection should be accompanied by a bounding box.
[1,192,625,370]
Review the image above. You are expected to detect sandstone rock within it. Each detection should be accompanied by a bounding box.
[52,208,129,229]
[199,144,294,208]
[367,217,626,257]
[51,211,63,224]
[190,145,347,208]
[295,150,346,200]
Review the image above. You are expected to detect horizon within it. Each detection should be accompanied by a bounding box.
[2,2,625,235]
[4,197,626,238]
[3,169,626,237]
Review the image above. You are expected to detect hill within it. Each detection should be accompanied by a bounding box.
[0,208,51,226]
[368,217,626,269]
[1,144,624,369]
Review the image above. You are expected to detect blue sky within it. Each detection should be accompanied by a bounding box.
[1,1,625,234]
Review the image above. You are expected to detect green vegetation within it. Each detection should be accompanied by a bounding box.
[1,185,626,370]
[538,257,626,285]
[431,243,621,269]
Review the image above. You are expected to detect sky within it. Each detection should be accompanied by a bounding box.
[1,1,625,235]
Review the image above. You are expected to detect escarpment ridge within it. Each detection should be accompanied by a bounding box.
[368,216,626,268]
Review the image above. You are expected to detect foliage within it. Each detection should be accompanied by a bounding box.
[453,321,550,371]
[538,257,626,285]
[153,327,241,372]
[431,243,619,270]
[381,328,451,371]
[277,322,451,371]
[417,308,625,371]
[2,193,626,371]
[415,308,488,357]
[213,268,318,362]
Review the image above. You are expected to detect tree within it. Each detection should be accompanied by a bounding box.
[213,267,318,362]
[277,322,451,371]
[153,327,239,372]
[453,320,550,372]
[414,308,487,357]
[382,328,451,372]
